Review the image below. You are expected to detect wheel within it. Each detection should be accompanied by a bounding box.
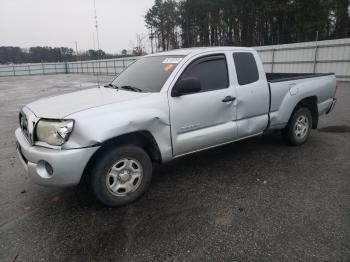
[282,107,312,146]
[90,145,152,207]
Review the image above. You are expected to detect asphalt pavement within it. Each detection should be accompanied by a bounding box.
[0,74,349,261]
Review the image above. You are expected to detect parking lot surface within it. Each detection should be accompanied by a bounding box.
[0,75,349,261]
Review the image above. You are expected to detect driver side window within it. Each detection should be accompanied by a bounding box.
[179,54,229,93]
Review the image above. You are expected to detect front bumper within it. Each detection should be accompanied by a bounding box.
[15,128,99,187]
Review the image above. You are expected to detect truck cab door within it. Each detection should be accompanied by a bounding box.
[168,53,238,157]
[232,51,270,138]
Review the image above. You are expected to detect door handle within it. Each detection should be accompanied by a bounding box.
[222,96,236,103]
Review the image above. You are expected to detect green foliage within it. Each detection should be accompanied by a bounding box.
[0,46,128,64]
[145,0,180,50]
[0,46,75,64]
[145,0,350,50]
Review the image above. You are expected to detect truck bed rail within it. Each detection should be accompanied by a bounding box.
[267,73,335,83]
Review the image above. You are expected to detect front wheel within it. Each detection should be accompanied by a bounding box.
[90,145,152,207]
[282,107,312,146]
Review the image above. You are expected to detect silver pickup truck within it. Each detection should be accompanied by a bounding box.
[15,47,337,206]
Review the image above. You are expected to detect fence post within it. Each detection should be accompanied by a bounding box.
[113,59,116,75]
[271,48,275,73]
[313,44,319,73]
[312,31,319,73]
[28,64,31,76]
[42,63,45,75]
[64,62,68,74]
[312,45,319,73]
[12,65,16,76]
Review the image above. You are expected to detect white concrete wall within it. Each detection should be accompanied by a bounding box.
[255,38,350,81]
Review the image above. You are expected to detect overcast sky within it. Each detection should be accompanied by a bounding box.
[0,0,154,53]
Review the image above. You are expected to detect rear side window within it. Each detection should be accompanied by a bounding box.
[180,55,229,92]
[233,52,259,85]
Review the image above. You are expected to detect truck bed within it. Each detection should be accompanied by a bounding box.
[266,73,334,83]
[267,72,337,130]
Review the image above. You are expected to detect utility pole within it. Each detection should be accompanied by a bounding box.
[75,40,79,61]
[94,0,100,51]
[93,0,101,86]
[92,32,96,50]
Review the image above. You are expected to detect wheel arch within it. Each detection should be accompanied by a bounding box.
[290,96,318,129]
[80,130,162,185]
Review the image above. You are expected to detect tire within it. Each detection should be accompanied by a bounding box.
[282,107,312,146]
[90,145,152,207]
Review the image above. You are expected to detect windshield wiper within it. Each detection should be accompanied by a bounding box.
[120,85,144,92]
[104,83,119,89]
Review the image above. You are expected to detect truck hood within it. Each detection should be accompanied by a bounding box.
[26,87,150,119]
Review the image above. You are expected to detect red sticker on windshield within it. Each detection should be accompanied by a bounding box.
[164,64,175,72]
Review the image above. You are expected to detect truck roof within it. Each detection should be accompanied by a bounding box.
[146,46,255,57]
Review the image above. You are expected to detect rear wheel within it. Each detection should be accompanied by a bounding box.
[90,145,152,207]
[283,107,312,146]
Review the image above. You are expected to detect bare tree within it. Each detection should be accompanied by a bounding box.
[133,34,148,56]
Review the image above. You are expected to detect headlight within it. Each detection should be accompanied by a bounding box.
[35,119,74,146]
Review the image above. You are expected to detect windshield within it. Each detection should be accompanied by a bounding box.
[110,55,184,93]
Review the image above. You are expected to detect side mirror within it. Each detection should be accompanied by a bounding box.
[172,77,201,97]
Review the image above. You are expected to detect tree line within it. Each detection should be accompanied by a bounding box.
[145,0,350,51]
[2,1,349,63]
[0,46,132,64]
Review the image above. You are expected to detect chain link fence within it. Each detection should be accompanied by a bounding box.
[65,58,137,75]
[0,62,67,76]
[0,57,137,77]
